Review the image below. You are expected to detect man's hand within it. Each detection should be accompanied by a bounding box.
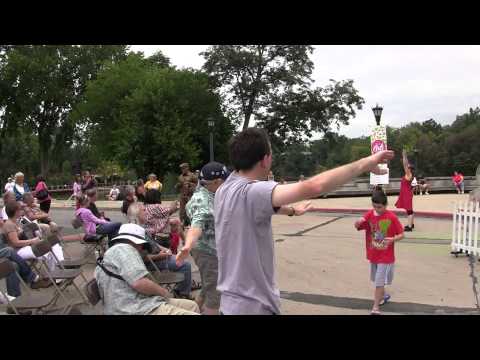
[176,245,191,266]
[293,201,313,216]
[368,150,395,175]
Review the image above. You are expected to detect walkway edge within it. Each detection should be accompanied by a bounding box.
[310,207,452,219]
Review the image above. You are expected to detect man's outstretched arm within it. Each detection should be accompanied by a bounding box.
[272,150,394,208]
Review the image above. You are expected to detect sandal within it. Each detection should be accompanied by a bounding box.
[173,290,195,301]
[370,309,381,315]
[379,294,391,306]
[191,280,202,291]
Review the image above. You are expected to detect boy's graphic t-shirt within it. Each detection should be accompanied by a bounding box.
[360,209,403,264]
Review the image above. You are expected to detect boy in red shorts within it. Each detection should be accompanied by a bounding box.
[355,190,404,315]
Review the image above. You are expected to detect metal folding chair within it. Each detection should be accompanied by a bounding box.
[46,234,90,285]
[0,258,56,315]
[31,240,90,314]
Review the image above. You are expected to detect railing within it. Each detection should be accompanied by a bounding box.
[451,200,480,256]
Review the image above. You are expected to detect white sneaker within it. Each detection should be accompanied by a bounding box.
[0,293,16,304]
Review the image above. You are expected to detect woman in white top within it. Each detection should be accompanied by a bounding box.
[13,172,31,201]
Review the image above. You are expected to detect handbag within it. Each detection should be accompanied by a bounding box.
[36,189,49,200]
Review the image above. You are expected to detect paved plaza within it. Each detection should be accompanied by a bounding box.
[2,193,479,315]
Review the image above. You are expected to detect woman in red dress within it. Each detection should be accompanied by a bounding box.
[395,149,415,231]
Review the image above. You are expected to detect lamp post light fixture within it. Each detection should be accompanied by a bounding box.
[372,104,383,126]
[208,118,215,162]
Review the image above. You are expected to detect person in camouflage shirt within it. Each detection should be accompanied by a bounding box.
[176,161,229,315]
[175,163,198,227]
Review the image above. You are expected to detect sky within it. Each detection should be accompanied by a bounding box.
[130,45,480,138]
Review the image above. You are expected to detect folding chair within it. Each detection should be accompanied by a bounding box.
[0,258,56,315]
[71,217,108,259]
[144,252,185,294]
[46,234,89,285]
[31,240,90,314]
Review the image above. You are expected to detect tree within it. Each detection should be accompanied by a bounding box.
[201,45,364,148]
[75,54,234,178]
[0,45,128,175]
[202,45,315,130]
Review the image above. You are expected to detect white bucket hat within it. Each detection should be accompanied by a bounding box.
[110,223,148,245]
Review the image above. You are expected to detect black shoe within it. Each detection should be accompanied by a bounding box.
[412,224,415,229]
[404,226,412,232]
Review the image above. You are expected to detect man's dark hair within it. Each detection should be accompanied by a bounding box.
[228,127,271,171]
[5,200,20,218]
[144,189,162,204]
[36,174,45,183]
[371,189,388,206]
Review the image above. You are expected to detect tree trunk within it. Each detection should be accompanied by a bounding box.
[242,111,253,131]
[39,145,50,177]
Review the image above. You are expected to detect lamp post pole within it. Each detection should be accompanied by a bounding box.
[208,118,215,162]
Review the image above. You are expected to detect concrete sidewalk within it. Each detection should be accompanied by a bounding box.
[51,193,470,216]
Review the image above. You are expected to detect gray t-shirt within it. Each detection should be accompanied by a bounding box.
[94,243,166,315]
[214,172,280,315]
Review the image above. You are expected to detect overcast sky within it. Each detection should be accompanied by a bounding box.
[130,45,480,138]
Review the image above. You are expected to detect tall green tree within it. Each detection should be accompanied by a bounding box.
[0,45,127,175]
[201,45,364,148]
[75,53,234,178]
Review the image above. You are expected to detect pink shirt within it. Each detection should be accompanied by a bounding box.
[35,181,51,202]
[75,207,108,235]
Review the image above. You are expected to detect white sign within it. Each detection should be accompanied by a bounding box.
[370,125,389,185]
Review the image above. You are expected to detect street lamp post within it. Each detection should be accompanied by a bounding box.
[372,104,383,126]
[208,118,215,162]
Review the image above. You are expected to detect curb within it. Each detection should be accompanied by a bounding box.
[310,207,452,219]
[50,203,453,219]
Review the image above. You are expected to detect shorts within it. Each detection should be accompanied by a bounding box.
[370,263,395,287]
[191,249,220,309]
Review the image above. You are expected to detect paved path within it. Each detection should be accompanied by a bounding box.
[51,193,471,214]
[2,195,479,315]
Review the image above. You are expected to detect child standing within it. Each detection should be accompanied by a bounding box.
[355,190,404,315]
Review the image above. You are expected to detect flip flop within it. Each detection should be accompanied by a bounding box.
[379,294,391,306]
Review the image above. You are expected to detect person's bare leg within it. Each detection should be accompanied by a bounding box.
[408,214,414,228]
[195,293,205,310]
[61,234,85,242]
[373,286,384,313]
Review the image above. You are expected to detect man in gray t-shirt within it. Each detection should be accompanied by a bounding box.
[215,128,394,315]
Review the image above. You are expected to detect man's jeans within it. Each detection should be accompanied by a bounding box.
[97,222,122,240]
[148,256,192,295]
[0,247,36,297]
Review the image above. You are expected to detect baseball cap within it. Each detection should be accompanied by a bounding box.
[199,162,230,181]
[110,223,148,245]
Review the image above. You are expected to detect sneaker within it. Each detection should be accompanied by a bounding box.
[425,192,429,195]
[404,226,412,232]
[0,293,16,304]
[379,294,391,306]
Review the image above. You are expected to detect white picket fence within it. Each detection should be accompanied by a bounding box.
[451,200,480,256]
